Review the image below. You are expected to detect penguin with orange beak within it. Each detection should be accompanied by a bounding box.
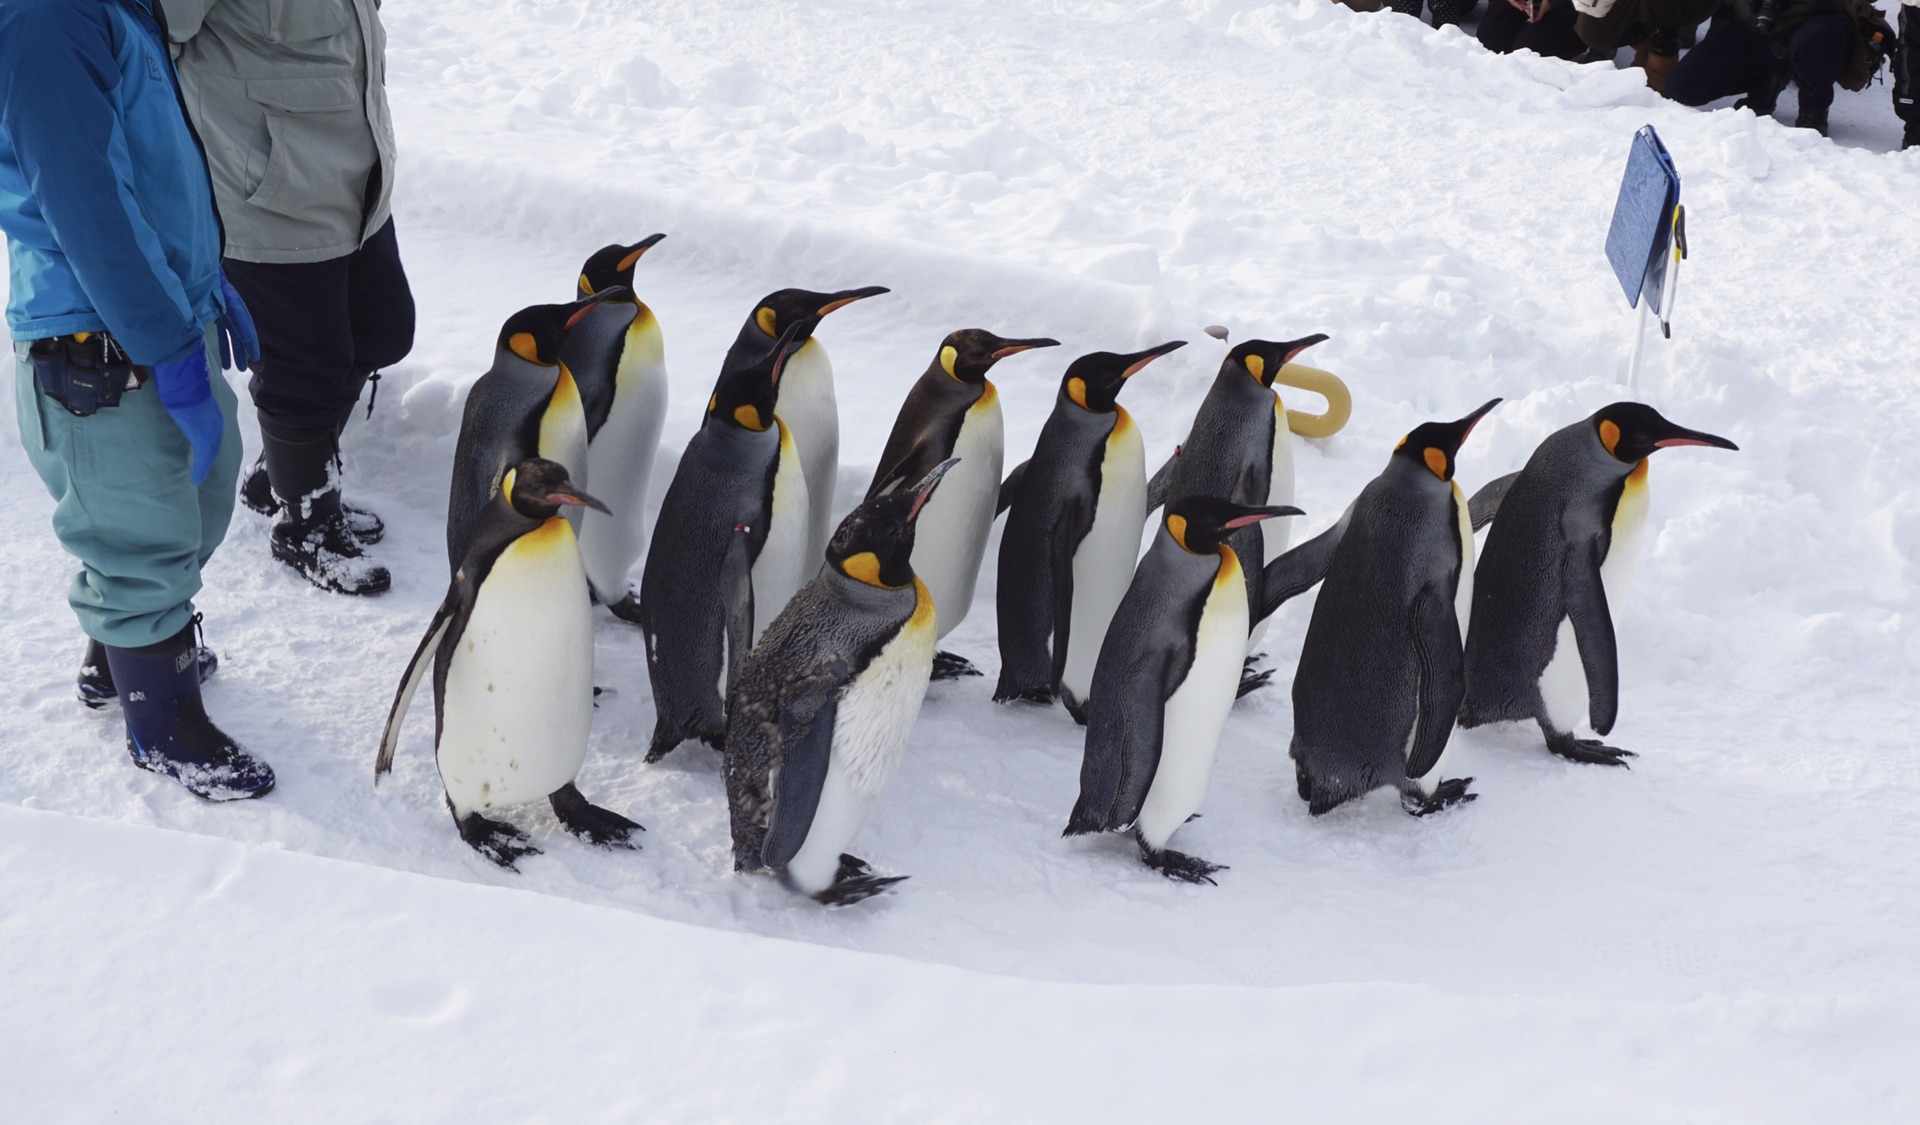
[1460,402,1738,766]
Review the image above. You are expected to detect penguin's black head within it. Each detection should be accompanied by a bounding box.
[708,319,809,432]
[578,235,666,297]
[1590,401,1739,463]
[1221,334,1330,389]
[828,458,959,588]
[1393,398,1502,482]
[502,458,611,521]
[1061,340,1186,413]
[931,329,1061,385]
[1163,496,1302,555]
[748,285,891,344]
[498,290,628,365]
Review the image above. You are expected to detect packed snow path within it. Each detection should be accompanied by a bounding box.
[3,1,1916,1118]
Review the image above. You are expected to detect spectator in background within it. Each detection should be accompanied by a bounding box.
[1572,0,1722,90]
[1665,0,1884,136]
[1480,0,1590,59]
[164,0,414,597]
[0,0,273,800]
[1895,0,1920,147]
[1391,0,1479,27]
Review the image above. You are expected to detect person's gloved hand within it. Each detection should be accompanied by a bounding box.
[150,340,224,485]
[215,272,259,372]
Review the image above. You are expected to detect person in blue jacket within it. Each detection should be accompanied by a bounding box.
[0,0,273,800]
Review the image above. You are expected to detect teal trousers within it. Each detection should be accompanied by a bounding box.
[13,327,242,649]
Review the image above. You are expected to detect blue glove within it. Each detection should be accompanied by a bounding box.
[150,340,224,485]
[215,273,259,372]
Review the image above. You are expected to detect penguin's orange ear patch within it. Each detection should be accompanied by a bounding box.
[1167,514,1190,551]
[940,345,959,378]
[509,332,542,363]
[1066,377,1088,409]
[578,275,594,297]
[1423,447,1448,479]
[756,307,779,337]
[840,551,887,587]
[707,393,719,414]
[1395,434,1409,451]
[1244,354,1265,383]
[1599,419,1622,455]
[734,405,765,431]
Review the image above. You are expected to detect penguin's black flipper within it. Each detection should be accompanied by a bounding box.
[1044,491,1094,696]
[1257,509,1350,622]
[1467,471,1520,531]
[1405,586,1467,780]
[758,657,851,871]
[996,460,1028,516]
[1564,541,1621,736]
[375,606,452,781]
[548,782,643,848]
[1143,452,1177,512]
[1066,646,1176,837]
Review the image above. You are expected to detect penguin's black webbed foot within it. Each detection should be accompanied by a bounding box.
[1403,776,1477,817]
[455,811,542,870]
[549,782,644,848]
[812,854,908,905]
[1236,656,1274,699]
[644,728,684,763]
[1137,836,1226,885]
[606,592,646,626]
[932,651,983,680]
[1061,694,1089,726]
[1545,732,1636,768]
[991,684,1053,706]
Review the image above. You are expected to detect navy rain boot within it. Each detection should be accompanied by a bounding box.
[77,620,218,709]
[104,623,274,800]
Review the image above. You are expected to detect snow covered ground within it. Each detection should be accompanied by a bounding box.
[4,1,1917,1118]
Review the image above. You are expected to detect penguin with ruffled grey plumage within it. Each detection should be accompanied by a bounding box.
[1459,402,1738,766]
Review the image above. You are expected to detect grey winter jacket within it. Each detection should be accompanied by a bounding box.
[162,0,396,264]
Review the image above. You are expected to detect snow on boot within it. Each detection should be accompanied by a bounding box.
[77,629,218,709]
[105,623,273,801]
[246,449,385,545]
[263,424,391,596]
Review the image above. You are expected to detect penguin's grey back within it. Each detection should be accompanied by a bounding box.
[869,371,981,496]
[1167,372,1279,601]
[995,396,1118,692]
[558,300,640,438]
[1291,466,1461,780]
[1462,423,1624,724]
[446,357,560,569]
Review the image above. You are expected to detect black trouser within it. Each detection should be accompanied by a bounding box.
[1478,0,1586,59]
[1391,0,1476,26]
[222,218,416,438]
[1895,7,1920,128]
[1665,15,1850,114]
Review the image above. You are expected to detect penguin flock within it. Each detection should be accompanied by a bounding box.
[375,238,1739,903]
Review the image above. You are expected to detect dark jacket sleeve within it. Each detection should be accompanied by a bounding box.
[0,0,203,363]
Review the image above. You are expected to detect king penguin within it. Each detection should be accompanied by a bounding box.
[377,459,642,868]
[1289,399,1501,817]
[993,340,1186,721]
[561,235,670,618]
[719,285,890,571]
[867,329,1060,677]
[725,460,959,904]
[1064,496,1300,883]
[637,321,812,762]
[1459,402,1738,765]
[1143,334,1340,670]
[445,292,619,572]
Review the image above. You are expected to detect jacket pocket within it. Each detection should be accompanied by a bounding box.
[266,0,353,44]
[242,77,368,220]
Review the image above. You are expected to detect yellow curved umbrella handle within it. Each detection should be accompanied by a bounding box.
[1276,363,1351,439]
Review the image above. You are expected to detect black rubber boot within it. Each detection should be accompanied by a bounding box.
[1794,103,1830,138]
[244,455,385,544]
[262,422,390,596]
[77,624,217,709]
[104,622,273,800]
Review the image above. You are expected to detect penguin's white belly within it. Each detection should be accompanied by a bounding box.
[1135,552,1248,851]
[910,393,1003,639]
[438,519,594,814]
[784,585,936,894]
[579,350,668,600]
[1060,413,1145,708]
[1539,464,1649,735]
[752,424,813,643]
[1248,405,1296,650]
[775,341,839,568]
[1452,481,1475,644]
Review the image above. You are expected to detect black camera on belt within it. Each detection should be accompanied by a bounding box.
[29,332,147,417]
